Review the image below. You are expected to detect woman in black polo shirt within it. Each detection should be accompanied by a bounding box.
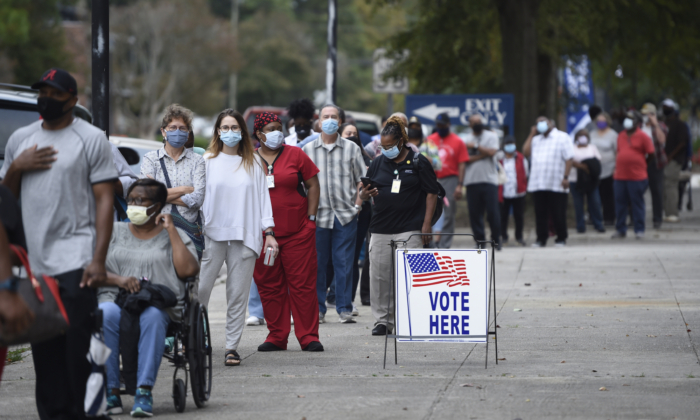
[359,116,440,336]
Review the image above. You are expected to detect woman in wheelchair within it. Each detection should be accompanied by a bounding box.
[95,178,199,417]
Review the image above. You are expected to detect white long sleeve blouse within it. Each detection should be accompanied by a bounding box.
[202,153,274,257]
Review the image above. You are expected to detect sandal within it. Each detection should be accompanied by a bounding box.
[225,349,241,367]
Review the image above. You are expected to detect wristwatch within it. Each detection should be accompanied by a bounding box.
[354,204,361,211]
[265,231,275,237]
[308,215,316,222]
[0,276,19,293]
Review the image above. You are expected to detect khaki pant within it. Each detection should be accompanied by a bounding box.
[664,160,681,218]
[369,231,422,329]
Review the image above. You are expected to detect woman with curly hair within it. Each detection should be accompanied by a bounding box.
[358,116,441,336]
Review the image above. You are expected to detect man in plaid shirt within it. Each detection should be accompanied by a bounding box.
[523,116,574,247]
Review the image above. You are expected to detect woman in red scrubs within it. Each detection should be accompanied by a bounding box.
[252,112,324,352]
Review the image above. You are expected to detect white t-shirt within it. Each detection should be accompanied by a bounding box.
[590,128,617,179]
[569,144,602,182]
[527,128,575,193]
[202,153,274,257]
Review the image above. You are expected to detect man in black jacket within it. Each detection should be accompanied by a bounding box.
[661,99,688,223]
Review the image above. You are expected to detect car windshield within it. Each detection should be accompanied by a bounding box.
[0,105,40,159]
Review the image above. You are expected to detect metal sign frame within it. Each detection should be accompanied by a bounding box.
[382,233,499,369]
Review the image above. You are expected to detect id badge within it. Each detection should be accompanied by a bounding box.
[266,175,275,189]
[391,179,401,193]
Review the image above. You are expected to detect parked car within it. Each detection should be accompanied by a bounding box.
[0,83,92,166]
[345,110,382,137]
[109,135,163,174]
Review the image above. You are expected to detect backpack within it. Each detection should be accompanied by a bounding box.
[411,152,446,226]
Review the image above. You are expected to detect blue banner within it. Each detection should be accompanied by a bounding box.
[563,56,595,136]
[406,94,514,135]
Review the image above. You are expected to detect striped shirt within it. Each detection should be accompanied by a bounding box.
[527,128,575,193]
[302,134,366,228]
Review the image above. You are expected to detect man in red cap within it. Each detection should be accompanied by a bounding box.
[1,68,117,419]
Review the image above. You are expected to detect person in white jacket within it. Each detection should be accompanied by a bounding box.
[198,108,279,367]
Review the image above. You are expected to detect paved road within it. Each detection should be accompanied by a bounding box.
[1,202,699,419]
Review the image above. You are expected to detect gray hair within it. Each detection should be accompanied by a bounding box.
[320,104,345,124]
[390,112,408,126]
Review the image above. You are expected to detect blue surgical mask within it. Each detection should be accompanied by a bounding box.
[220,130,242,147]
[322,119,339,135]
[262,130,284,150]
[537,121,549,134]
[381,144,402,159]
[504,144,516,154]
[166,130,188,148]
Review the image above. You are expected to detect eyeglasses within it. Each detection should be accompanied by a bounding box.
[219,125,241,133]
[165,125,189,133]
[381,139,401,151]
[126,197,151,206]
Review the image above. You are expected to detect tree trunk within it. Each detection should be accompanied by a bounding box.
[495,0,540,145]
[537,52,557,122]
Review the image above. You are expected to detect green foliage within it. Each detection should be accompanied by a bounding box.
[6,347,29,364]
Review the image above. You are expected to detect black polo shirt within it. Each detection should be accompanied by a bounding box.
[367,152,440,235]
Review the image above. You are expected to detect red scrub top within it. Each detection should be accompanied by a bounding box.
[259,146,320,237]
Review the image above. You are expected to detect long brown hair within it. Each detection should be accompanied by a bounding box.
[206,109,257,173]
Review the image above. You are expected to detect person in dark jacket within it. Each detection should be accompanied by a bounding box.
[570,129,605,233]
[91,179,199,416]
[498,136,528,245]
[661,99,689,223]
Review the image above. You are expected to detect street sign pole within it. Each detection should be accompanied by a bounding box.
[326,0,337,105]
[91,0,109,134]
[387,93,393,116]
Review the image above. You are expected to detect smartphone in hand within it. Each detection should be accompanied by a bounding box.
[360,177,373,188]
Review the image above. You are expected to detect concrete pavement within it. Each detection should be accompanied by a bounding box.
[1,198,699,419]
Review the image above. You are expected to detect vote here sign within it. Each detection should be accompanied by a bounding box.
[395,249,489,343]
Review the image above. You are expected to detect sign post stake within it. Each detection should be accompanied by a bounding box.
[383,234,499,369]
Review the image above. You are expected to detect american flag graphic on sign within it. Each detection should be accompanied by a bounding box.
[406,252,470,287]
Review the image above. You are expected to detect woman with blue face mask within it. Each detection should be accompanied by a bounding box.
[197,109,279,367]
[140,104,206,258]
[358,116,441,336]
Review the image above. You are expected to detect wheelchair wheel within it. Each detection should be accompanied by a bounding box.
[173,378,186,413]
[189,303,212,408]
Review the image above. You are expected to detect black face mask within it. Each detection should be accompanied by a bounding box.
[662,107,674,117]
[472,123,484,134]
[346,136,361,149]
[37,96,73,121]
[295,124,312,140]
[407,128,423,139]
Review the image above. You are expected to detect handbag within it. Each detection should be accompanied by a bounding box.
[0,245,70,346]
[158,158,205,259]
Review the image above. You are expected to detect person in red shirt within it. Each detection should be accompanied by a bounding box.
[612,110,655,239]
[425,113,469,248]
[253,112,324,352]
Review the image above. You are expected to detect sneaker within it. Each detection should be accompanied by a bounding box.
[516,240,526,247]
[164,336,174,354]
[131,388,153,417]
[635,232,645,240]
[554,241,566,247]
[610,231,626,239]
[318,312,326,324]
[106,391,123,415]
[339,312,356,323]
[530,242,544,248]
[246,316,265,326]
[664,215,679,223]
[352,304,359,316]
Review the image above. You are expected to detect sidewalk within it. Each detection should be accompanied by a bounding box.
[1,203,699,419]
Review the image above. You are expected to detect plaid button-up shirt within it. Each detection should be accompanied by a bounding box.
[302,135,366,229]
[527,128,575,193]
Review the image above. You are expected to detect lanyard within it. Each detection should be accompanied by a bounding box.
[257,146,284,175]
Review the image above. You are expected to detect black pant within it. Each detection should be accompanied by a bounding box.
[647,159,664,224]
[532,191,568,245]
[466,183,501,244]
[352,205,371,302]
[598,176,616,224]
[500,196,525,242]
[359,234,371,304]
[31,269,96,420]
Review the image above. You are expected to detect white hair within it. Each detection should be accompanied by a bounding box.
[390,112,408,126]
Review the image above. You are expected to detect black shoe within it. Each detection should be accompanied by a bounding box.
[372,324,392,336]
[595,227,606,233]
[257,342,285,352]
[361,300,371,306]
[653,222,662,229]
[326,298,336,306]
[302,341,324,352]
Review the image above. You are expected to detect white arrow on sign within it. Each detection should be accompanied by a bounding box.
[413,104,460,121]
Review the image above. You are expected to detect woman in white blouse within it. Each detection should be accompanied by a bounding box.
[198,109,279,367]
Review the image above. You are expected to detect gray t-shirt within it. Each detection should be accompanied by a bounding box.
[98,222,198,322]
[590,128,618,179]
[0,119,118,275]
[463,130,500,186]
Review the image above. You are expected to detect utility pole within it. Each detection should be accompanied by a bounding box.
[91,0,109,133]
[326,0,337,105]
[228,0,239,110]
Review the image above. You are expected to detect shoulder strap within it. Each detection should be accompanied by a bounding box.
[412,151,421,171]
[158,157,172,188]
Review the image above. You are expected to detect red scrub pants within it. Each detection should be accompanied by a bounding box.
[254,222,319,349]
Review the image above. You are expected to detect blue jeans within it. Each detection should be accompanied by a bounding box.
[247,280,264,319]
[570,183,604,232]
[316,216,357,315]
[100,301,170,390]
[614,179,648,234]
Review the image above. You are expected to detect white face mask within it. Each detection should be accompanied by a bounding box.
[126,204,156,225]
[577,136,589,146]
[623,118,634,130]
[262,130,284,150]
